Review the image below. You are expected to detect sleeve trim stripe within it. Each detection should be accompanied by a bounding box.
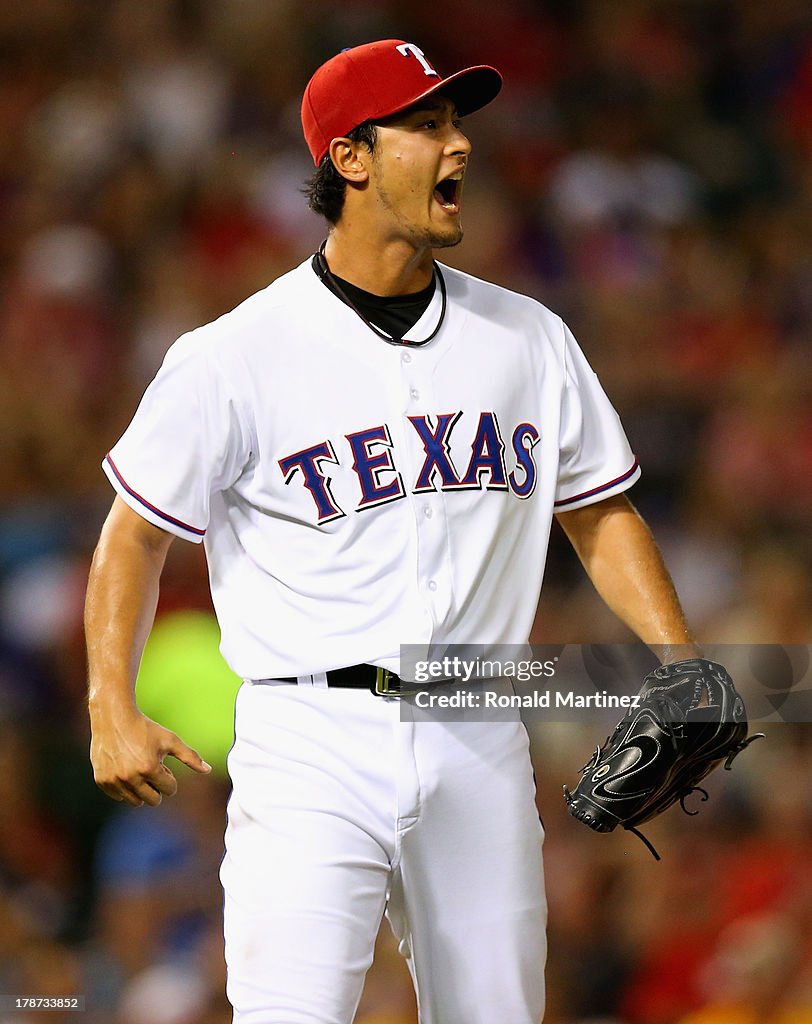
[554,458,639,508]
[104,454,206,537]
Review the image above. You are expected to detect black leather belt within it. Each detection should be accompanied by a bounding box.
[278,664,414,697]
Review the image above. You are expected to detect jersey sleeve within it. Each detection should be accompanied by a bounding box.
[554,322,640,511]
[102,334,252,543]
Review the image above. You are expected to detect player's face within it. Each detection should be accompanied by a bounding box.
[367,97,472,250]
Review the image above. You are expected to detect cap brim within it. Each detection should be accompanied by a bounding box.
[432,65,503,118]
[387,64,503,123]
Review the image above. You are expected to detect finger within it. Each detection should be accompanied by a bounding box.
[147,762,179,798]
[163,734,212,775]
[138,784,163,807]
[124,779,163,807]
[113,783,145,808]
[98,781,125,803]
[96,775,143,805]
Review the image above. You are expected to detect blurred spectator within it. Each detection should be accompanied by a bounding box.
[0,725,77,940]
[676,912,812,1024]
[92,773,229,976]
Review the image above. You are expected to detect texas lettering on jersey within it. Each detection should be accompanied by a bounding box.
[278,411,541,522]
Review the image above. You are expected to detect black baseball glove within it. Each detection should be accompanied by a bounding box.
[563,658,763,858]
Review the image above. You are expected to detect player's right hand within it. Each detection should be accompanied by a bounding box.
[89,707,211,807]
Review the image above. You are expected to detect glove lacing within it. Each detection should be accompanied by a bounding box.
[619,693,691,861]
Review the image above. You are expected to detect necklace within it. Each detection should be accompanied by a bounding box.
[315,242,447,347]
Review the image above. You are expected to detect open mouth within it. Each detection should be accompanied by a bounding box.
[433,172,463,213]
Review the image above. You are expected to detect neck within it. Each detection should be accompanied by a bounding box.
[323,227,435,296]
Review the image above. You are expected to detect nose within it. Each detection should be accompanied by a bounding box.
[446,123,472,157]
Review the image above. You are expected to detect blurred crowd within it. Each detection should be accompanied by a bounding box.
[0,1,810,1021]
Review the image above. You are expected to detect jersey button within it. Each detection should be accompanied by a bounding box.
[427,579,438,591]
[401,352,412,364]
[410,387,420,400]
[423,506,433,518]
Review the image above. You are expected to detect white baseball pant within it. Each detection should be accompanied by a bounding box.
[220,680,547,1023]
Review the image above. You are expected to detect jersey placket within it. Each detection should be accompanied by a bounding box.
[395,346,454,641]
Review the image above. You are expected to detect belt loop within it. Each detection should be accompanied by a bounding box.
[311,671,328,689]
[296,674,315,687]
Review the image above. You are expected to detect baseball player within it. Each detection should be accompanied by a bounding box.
[86,40,699,1024]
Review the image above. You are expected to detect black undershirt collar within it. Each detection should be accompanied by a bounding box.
[311,252,437,343]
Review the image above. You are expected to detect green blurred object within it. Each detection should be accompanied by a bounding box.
[136,610,242,774]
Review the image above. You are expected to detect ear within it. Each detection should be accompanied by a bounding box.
[328,137,371,184]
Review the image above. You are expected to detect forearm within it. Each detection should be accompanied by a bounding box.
[86,499,210,805]
[85,498,172,720]
[556,496,699,662]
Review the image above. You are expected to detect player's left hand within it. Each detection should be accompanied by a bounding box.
[563,658,764,856]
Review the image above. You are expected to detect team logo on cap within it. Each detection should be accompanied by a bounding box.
[396,43,439,78]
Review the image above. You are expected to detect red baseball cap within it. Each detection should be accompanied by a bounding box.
[301,39,503,165]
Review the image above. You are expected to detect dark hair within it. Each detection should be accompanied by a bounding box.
[303,121,378,224]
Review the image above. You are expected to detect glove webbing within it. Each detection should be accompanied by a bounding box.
[624,732,764,860]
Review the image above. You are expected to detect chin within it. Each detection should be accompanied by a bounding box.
[429,226,464,249]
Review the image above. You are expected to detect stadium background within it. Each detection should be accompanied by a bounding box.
[0,1,810,1021]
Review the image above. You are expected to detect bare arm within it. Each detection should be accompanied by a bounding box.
[555,494,700,664]
[86,496,211,806]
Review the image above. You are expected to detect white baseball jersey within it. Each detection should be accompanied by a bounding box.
[104,257,639,679]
